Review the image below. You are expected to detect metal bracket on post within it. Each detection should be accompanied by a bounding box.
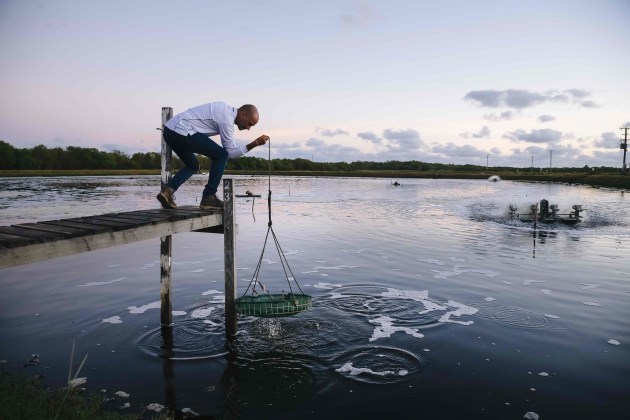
[160,107,174,327]
[223,178,237,338]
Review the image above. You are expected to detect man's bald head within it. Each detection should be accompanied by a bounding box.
[235,104,259,131]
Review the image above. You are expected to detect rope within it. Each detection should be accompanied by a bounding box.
[241,138,305,298]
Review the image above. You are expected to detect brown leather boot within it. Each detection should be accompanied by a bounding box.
[199,194,223,210]
[157,186,177,209]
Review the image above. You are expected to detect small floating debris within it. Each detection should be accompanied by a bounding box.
[509,199,583,225]
[488,175,501,182]
[608,339,621,346]
[23,354,40,367]
[523,412,540,420]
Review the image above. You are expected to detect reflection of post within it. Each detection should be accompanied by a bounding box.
[224,179,237,338]
[532,230,537,259]
[160,326,177,415]
[160,107,173,327]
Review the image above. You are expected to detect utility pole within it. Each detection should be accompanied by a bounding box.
[486,154,489,170]
[549,150,553,172]
[621,127,629,174]
[531,155,534,173]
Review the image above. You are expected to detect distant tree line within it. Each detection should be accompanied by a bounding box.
[0,140,618,173]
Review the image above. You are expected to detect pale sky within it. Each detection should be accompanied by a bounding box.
[1,0,629,168]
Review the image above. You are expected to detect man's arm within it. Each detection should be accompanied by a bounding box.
[246,135,270,151]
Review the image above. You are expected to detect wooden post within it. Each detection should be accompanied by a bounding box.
[223,179,237,337]
[160,107,173,327]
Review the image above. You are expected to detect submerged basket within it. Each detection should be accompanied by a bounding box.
[235,293,312,318]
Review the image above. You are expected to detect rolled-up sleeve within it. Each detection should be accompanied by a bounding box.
[218,122,248,158]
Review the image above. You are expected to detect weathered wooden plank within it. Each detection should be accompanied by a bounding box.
[0,226,60,240]
[0,232,33,246]
[14,223,93,237]
[0,213,222,269]
[224,179,237,337]
[96,215,155,227]
[73,217,137,228]
[40,220,113,233]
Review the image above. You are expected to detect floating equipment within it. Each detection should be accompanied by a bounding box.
[508,199,583,226]
[235,140,312,317]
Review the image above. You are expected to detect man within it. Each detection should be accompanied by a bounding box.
[157,102,269,210]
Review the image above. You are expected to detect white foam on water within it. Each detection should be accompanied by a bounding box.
[190,269,205,273]
[284,250,303,255]
[120,403,130,409]
[313,282,342,289]
[182,408,199,416]
[501,281,512,285]
[68,377,87,388]
[417,258,444,265]
[76,277,126,287]
[313,265,359,270]
[544,314,560,319]
[263,258,277,264]
[108,264,120,268]
[438,301,478,326]
[522,279,545,286]
[335,362,407,377]
[147,403,164,412]
[172,311,187,316]
[523,412,539,420]
[102,316,123,324]
[484,297,496,302]
[607,339,620,345]
[538,372,549,377]
[301,270,319,274]
[582,301,602,307]
[209,296,225,303]
[127,301,161,314]
[380,288,446,314]
[448,257,466,262]
[368,315,424,342]
[191,307,215,318]
[320,273,329,277]
[202,289,221,296]
[140,261,159,270]
[115,391,129,398]
[203,320,219,326]
[540,289,552,295]
[343,249,369,254]
[330,292,345,299]
[432,266,499,280]
[580,283,601,290]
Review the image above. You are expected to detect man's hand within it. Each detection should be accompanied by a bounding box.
[256,135,270,146]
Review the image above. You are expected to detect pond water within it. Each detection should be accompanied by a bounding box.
[0,175,629,419]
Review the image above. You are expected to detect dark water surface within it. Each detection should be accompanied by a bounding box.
[1,176,629,419]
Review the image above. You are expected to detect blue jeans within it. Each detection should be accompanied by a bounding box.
[162,126,228,197]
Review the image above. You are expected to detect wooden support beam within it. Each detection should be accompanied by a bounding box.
[160,107,174,328]
[223,178,237,338]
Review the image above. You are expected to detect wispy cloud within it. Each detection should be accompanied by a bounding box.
[432,143,487,158]
[357,131,382,144]
[341,0,379,28]
[316,127,349,137]
[483,111,517,121]
[460,126,490,139]
[465,89,598,109]
[538,114,556,123]
[503,128,565,144]
[593,132,619,148]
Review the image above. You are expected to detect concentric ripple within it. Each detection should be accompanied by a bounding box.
[332,346,423,384]
[477,303,549,329]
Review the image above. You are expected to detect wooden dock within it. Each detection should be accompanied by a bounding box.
[0,107,241,337]
[0,207,223,269]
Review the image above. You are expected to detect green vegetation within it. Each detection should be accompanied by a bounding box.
[0,369,162,420]
[1,140,628,189]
